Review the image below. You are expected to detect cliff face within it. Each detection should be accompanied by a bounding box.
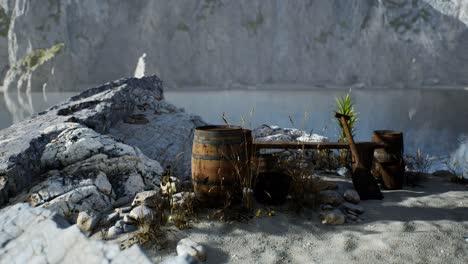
[0,0,467,92]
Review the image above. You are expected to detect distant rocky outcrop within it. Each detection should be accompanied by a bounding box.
[0,203,152,263]
[0,75,205,215]
[1,0,467,93]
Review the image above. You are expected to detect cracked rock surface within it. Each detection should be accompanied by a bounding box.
[0,75,206,215]
[0,203,152,263]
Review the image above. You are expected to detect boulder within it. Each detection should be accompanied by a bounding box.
[0,75,205,213]
[0,203,151,263]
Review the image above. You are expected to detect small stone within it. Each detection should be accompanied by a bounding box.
[76,211,99,234]
[101,212,120,226]
[342,202,364,215]
[173,192,184,202]
[123,223,138,233]
[176,238,206,262]
[343,189,360,204]
[129,205,156,224]
[107,226,123,239]
[115,206,132,213]
[346,213,358,222]
[123,214,136,224]
[337,167,351,177]
[320,204,334,211]
[346,210,359,217]
[115,206,132,217]
[320,209,345,225]
[115,220,125,229]
[132,190,162,208]
[319,190,343,206]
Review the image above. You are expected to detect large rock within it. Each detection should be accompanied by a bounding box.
[0,75,205,209]
[0,203,152,263]
[1,0,467,95]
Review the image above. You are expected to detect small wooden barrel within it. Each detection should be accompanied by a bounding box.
[372,130,404,189]
[191,125,251,206]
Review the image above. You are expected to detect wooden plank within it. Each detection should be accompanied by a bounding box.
[253,141,385,150]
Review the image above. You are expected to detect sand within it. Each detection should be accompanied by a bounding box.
[150,175,468,264]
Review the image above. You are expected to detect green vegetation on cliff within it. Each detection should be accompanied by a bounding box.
[16,42,65,72]
[0,7,10,37]
[244,11,264,34]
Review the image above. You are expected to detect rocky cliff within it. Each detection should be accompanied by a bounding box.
[0,0,467,93]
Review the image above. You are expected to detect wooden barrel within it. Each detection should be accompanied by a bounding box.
[372,130,404,189]
[191,125,251,206]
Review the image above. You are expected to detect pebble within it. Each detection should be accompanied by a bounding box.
[320,204,334,211]
[123,214,136,224]
[342,202,364,215]
[337,167,351,177]
[115,206,132,214]
[123,223,138,233]
[115,220,125,229]
[320,209,345,225]
[107,226,123,239]
[100,212,119,226]
[176,238,206,262]
[129,205,156,223]
[346,214,358,222]
[343,189,360,204]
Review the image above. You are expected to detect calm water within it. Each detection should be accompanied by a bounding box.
[1,89,467,167]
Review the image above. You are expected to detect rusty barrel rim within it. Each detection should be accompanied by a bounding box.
[194,125,244,137]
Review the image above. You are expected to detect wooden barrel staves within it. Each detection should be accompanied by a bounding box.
[372,130,404,189]
[191,125,252,206]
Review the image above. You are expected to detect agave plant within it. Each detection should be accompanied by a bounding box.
[335,90,358,142]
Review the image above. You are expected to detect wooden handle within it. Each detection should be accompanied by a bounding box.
[337,116,362,167]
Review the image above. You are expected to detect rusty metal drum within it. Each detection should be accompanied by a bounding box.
[372,130,404,189]
[191,125,251,206]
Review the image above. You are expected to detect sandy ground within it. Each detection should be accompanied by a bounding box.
[148,175,468,264]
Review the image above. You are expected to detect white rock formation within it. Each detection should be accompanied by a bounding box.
[0,75,206,214]
[0,203,152,263]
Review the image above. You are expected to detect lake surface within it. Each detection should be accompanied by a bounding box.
[1,88,467,168]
